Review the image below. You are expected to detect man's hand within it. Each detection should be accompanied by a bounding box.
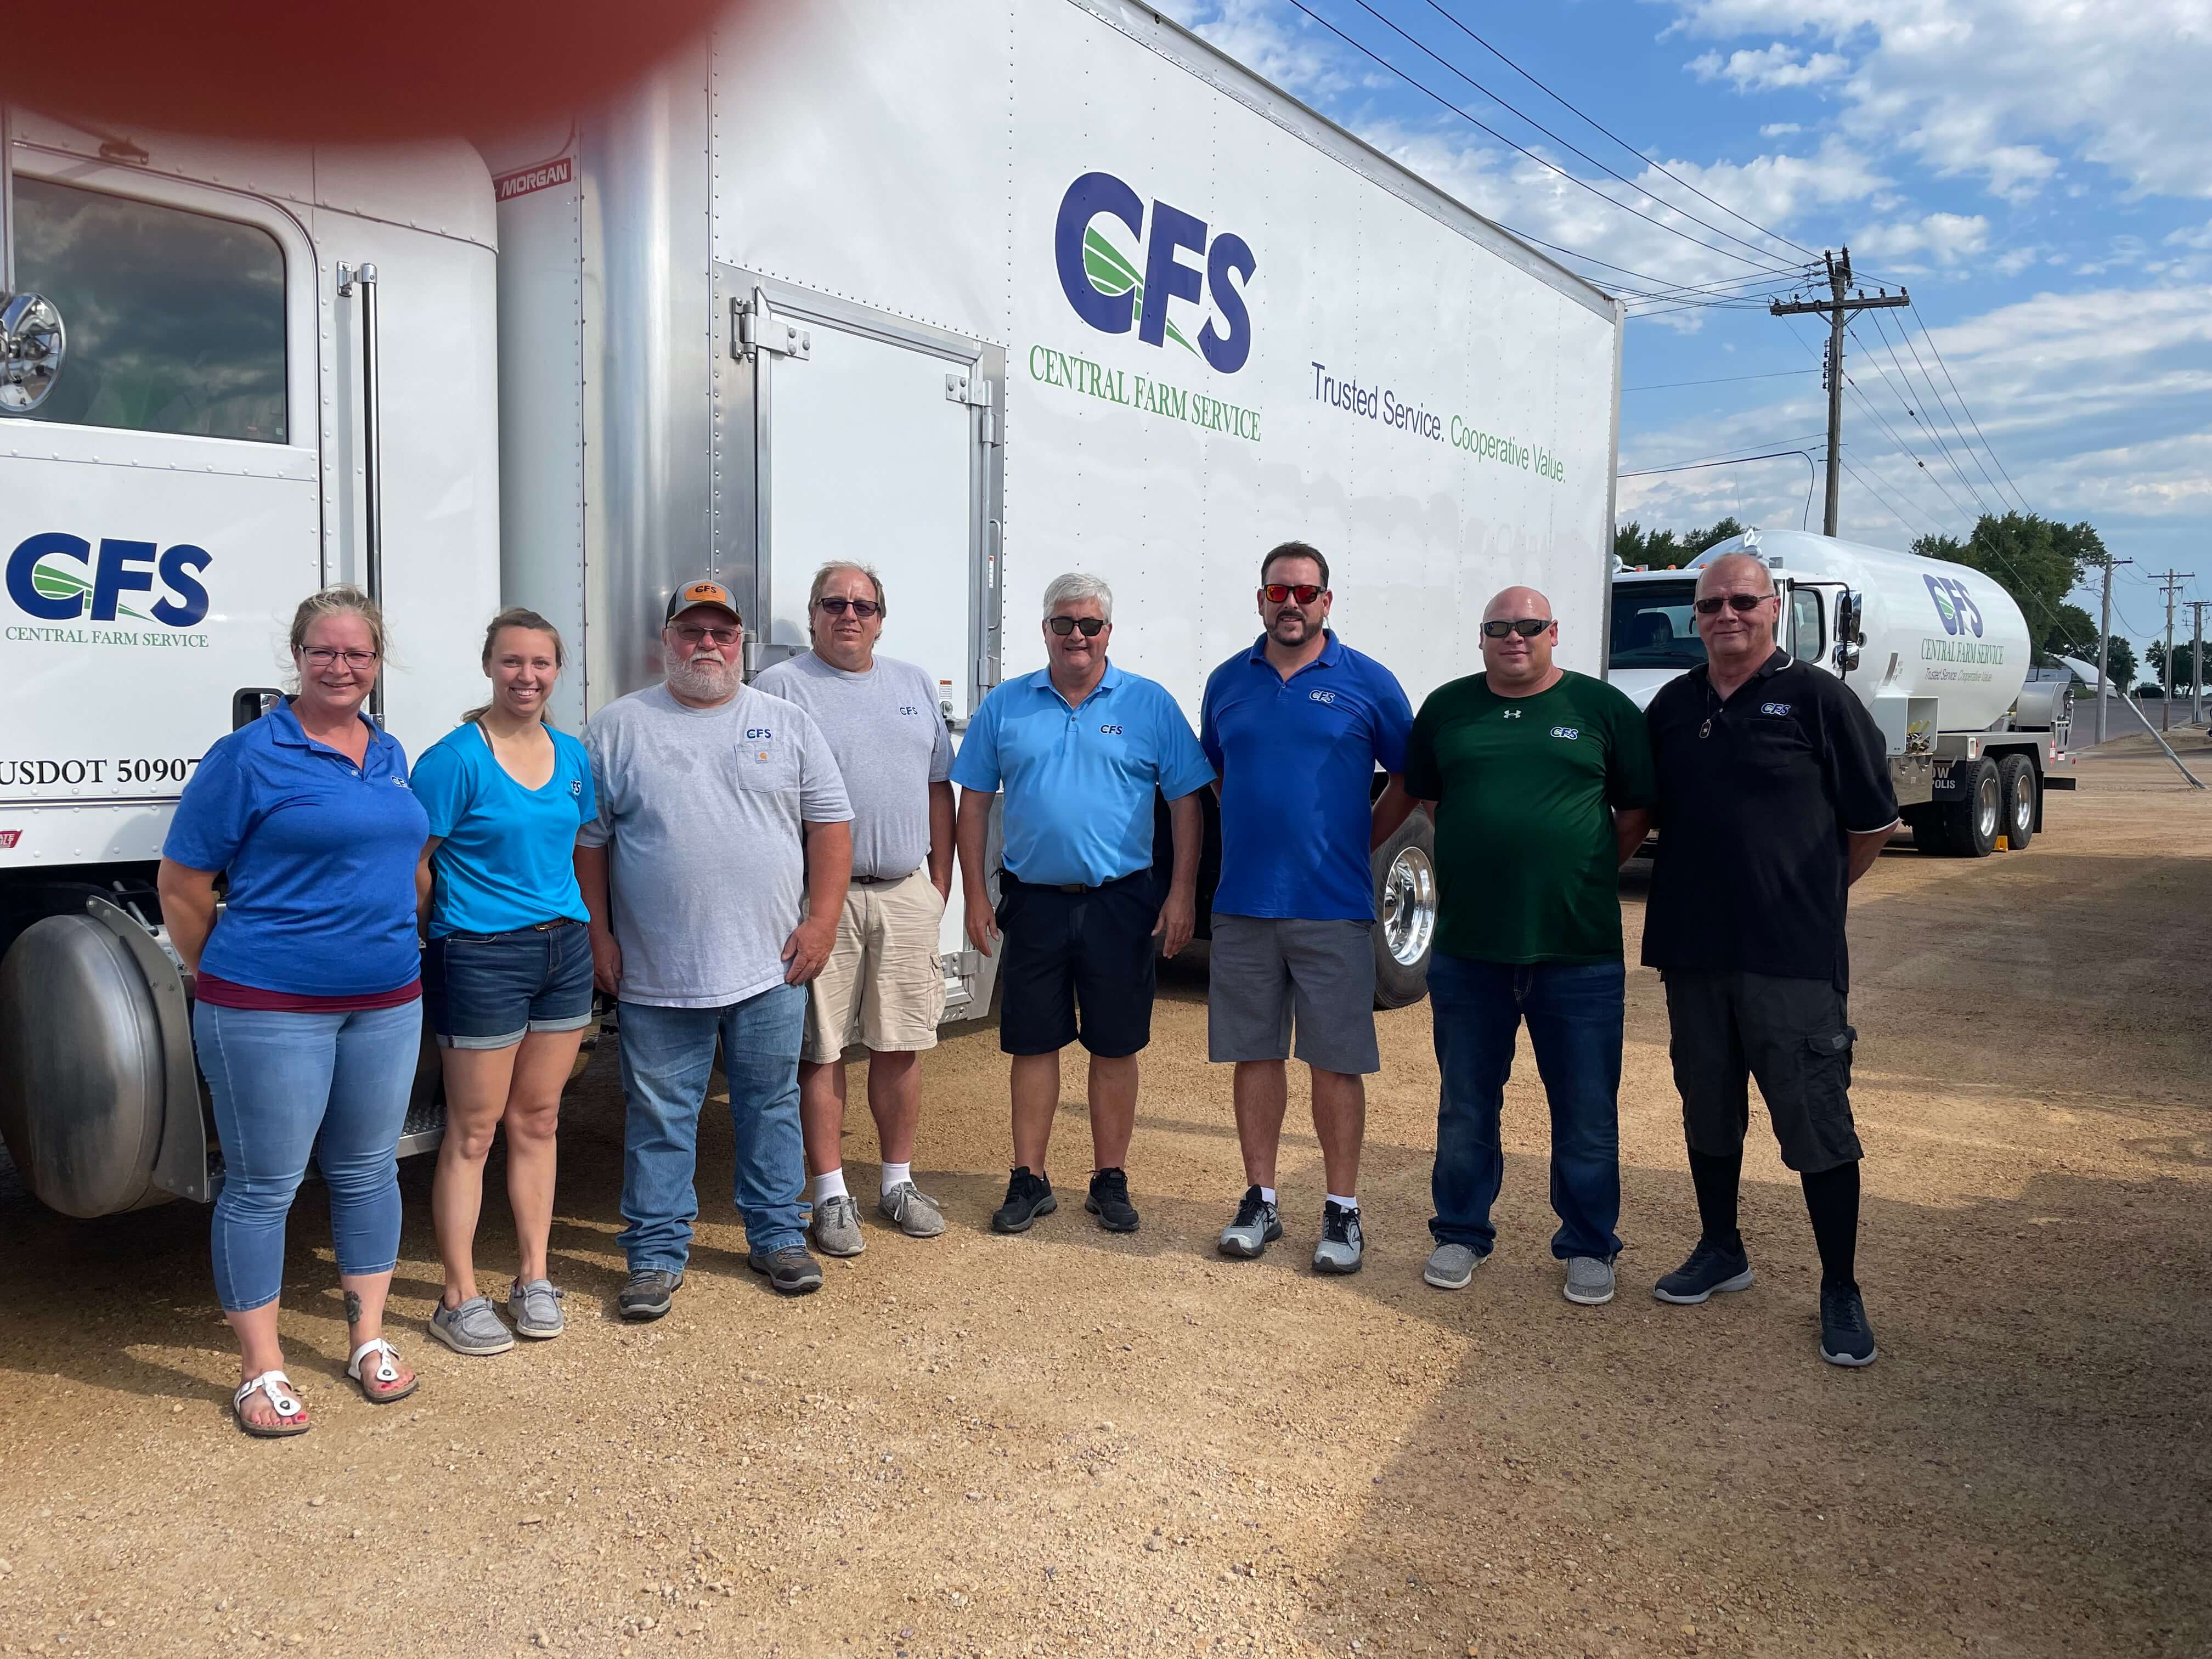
[1153,884,1197,958]
[589,925,623,995]
[963,884,1000,955]
[782,915,838,984]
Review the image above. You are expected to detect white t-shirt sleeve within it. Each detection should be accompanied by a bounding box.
[793,706,855,824]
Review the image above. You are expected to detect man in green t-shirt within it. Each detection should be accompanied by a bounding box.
[1383,584,1654,1306]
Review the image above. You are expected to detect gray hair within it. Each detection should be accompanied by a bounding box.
[1042,571,1114,620]
[1696,551,1775,597]
[808,560,887,617]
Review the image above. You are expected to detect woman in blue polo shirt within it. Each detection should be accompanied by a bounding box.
[157,586,428,1438]
[413,608,596,1358]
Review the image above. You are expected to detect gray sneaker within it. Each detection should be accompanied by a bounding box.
[878,1181,947,1238]
[618,1267,683,1322]
[508,1278,566,1339]
[1218,1186,1282,1259]
[1312,1201,1364,1276]
[1423,1242,1483,1290]
[429,1295,514,1355]
[1564,1255,1617,1306]
[809,1193,867,1257]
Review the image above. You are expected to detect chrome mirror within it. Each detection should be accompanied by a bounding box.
[0,291,67,413]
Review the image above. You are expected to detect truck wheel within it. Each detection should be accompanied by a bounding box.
[1902,803,1945,856]
[1938,755,2002,857]
[1999,754,2036,850]
[1372,814,1437,1008]
[0,914,168,1217]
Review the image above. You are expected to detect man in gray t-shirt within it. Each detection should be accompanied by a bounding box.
[576,578,853,1313]
[754,561,956,1257]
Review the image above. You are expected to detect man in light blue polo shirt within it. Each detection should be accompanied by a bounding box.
[952,572,1215,1237]
[1200,540,1413,1276]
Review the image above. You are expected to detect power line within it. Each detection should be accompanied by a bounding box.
[1852,315,1994,517]
[1770,249,1912,534]
[1835,453,1950,541]
[1617,448,1817,477]
[1278,0,1803,275]
[1341,0,1808,272]
[1869,308,2003,517]
[1623,428,1831,472]
[1776,313,1977,531]
[1910,303,2034,516]
[1418,0,1821,262]
[1622,368,1819,392]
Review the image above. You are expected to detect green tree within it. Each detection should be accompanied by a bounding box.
[1614,515,1747,571]
[2146,639,2208,693]
[2100,636,2137,695]
[2041,602,2098,663]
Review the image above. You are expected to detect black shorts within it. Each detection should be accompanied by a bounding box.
[995,871,1159,1058]
[1660,968,1863,1173]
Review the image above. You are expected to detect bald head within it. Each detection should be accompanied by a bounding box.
[1695,552,1774,599]
[1484,584,1554,623]
[1479,584,1561,694]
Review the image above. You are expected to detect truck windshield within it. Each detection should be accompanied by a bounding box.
[1611,580,1707,670]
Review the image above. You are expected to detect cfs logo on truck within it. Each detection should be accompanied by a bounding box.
[1054,171,1256,374]
[1924,574,1984,639]
[5,533,212,628]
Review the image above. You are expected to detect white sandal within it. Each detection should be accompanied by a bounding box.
[346,1338,419,1404]
[233,1369,311,1438]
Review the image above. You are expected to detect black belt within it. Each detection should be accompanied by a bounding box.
[850,870,920,887]
[1006,870,1147,895]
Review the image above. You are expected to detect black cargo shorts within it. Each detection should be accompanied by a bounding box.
[1660,969,1864,1173]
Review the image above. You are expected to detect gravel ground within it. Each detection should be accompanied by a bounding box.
[2,740,2208,1658]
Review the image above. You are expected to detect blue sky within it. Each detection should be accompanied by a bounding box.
[1161,0,2212,659]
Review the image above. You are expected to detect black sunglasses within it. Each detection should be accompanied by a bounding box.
[1694,592,1771,614]
[1047,615,1108,637]
[1263,583,1324,605]
[1481,617,1553,639]
[815,596,881,618]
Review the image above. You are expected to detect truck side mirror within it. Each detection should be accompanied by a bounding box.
[0,291,67,413]
[1832,591,1864,673]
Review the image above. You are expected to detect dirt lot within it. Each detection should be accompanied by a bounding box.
[3,738,2208,1658]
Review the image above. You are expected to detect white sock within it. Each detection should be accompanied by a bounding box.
[881,1161,912,1196]
[1327,1193,1358,1212]
[811,1167,848,1205]
[1257,1186,1277,1205]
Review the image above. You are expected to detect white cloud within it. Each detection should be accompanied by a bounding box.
[1760,122,1804,137]
[1850,211,1990,267]
[2166,221,2212,251]
[1667,0,2212,201]
[1690,43,1850,91]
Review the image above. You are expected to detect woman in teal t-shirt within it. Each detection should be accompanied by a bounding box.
[413,608,596,1357]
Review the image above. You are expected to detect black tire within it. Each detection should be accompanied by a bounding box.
[1901,803,1944,855]
[1937,755,2001,857]
[1998,753,2036,850]
[1371,813,1437,1008]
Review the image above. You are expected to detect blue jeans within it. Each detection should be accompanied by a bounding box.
[615,986,807,1270]
[192,998,422,1312]
[1426,953,1625,1261]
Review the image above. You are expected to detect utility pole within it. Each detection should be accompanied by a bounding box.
[2152,569,2194,732]
[1771,247,1910,537]
[2190,599,2209,726]
[2094,555,2132,745]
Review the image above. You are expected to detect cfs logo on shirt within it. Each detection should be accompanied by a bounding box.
[1054,171,1257,374]
[1759,702,1793,716]
[1307,689,1338,705]
[1098,724,1124,736]
[743,727,776,765]
[1550,726,1581,741]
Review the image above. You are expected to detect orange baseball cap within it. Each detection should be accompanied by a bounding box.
[664,578,742,623]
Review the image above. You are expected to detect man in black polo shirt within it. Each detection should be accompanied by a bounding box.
[1643,550,1900,1367]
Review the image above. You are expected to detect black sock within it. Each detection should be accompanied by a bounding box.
[1686,1148,1743,1256]
[1801,1161,1861,1294]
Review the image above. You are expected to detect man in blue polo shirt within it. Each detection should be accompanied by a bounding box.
[1200,541,1413,1276]
[953,572,1215,1237]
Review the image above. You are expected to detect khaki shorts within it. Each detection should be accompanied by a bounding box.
[803,869,949,1063]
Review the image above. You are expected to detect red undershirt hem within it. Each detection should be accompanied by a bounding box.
[192,973,422,1013]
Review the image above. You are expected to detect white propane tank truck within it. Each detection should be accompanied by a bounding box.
[1610,527,2076,857]
[0,0,1623,1219]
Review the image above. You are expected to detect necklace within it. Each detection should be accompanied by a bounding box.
[1699,680,1720,740]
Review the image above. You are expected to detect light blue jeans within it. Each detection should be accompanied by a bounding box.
[615,986,808,1271]
[192,998,422,1312]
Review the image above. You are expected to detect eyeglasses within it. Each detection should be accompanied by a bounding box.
[671,624,741,645]
[1047,616,1108,637]
[300,647,379,669]
[815,596,881,618]
[1480,618,1552,639]
[1262,583,1324,605]
[1694,592,1772,614]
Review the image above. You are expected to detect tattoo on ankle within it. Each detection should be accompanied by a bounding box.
[344,1291,363,1326]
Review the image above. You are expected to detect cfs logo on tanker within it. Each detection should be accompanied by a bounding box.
[1054,171,1256,374]
[1923,574,1984,639]
[5,532,212,627]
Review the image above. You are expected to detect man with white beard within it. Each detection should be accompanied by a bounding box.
[575,579,854,1316]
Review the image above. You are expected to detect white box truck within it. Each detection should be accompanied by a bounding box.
[0,0,1622,1218]
[1610,527,2076,857]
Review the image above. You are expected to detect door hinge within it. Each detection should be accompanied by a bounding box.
[736,288,811,361]
[946,371,1000,444]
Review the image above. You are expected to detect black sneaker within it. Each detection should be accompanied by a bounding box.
[617,1267,684,1322]
[1819,1283,1878,1367]
[1085,1167,1140,1233]
[1312,1201,1364,1275]
[1651,1240,1756,1305]
[1217,1185,1283,1258]
[747,1244,825,1296]
[990,1166,1058,1234]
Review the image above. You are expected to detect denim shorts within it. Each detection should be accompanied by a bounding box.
[424,920,595,1049]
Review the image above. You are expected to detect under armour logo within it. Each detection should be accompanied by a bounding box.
[1502,709,1523,720]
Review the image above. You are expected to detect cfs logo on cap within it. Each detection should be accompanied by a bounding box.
[1054,171,1257,374]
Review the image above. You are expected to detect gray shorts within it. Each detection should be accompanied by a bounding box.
[1661,968,1863,1173]
[1207,914,1380,1076]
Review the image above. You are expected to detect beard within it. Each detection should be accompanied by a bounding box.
[665,647,739,700]
[1269,611,1314,641]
